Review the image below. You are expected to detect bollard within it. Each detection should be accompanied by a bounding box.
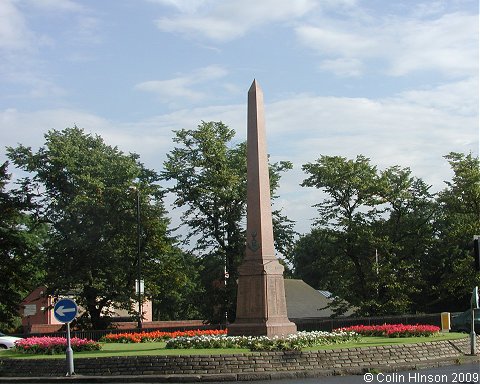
[440,312,451,332]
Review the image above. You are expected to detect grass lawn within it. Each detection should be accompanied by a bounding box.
[0,342,250,359]
[0,333,468,359]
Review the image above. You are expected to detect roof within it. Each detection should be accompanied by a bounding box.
[284,279,339,319]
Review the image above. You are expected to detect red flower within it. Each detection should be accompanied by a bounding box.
[335,324,440,338]
[101,329,228,343]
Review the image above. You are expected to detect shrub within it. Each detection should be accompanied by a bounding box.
[14,337,101,355]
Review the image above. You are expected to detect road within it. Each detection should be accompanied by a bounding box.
[3,362,479,384]
[198,363,480,384]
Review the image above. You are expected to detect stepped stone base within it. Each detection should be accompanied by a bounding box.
[229,319,297,337]
[229,259,297,337]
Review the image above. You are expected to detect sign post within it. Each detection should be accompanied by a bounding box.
[474,236,480,271]
[470,286,479,355]
[54,298,78,376]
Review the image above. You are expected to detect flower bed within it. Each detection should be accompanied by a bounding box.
[14,336,101,355]
[337,324,440,338]
[165,330,359,351]
[100,329,227,343]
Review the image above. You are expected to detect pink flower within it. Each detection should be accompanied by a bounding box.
[14,336,100,354]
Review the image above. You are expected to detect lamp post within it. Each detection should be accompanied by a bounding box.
[224,254,228,329]
[135,187,142,329]
[471,286,478,355]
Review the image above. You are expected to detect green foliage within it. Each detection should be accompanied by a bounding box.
[299,155,384,314]
[302,155,381,229]
[3,119,476,326]
[162,121,295,323]
[420,152,480,311]
[151,250,202,320]
[295,152,479,316]
[6,127,178,329]
[0,162,46,330]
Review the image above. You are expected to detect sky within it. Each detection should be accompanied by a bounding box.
[0,0,478,238]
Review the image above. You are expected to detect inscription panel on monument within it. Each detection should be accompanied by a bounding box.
[239,276,264,318]
[265,276,288,318]
[267,278,278,316]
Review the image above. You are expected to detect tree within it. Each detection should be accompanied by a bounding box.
[300,155,381,310]
[162,121,295,323]
[0,162,46,330]
[7,127,178,329]
[291,228,348,312]
[150,250,202,321]
[370,166,436,314]
[298,155,437,315]
[422,152,480,311]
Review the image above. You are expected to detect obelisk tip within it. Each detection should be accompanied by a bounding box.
[249,79,261,93]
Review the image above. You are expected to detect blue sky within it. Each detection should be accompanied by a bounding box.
[1,0,478,236]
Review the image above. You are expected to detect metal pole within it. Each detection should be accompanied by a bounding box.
[375,249,379,296]
[470,309,476,355]
[224,254,228,328]
[471,286,479,355]
[66,322,75,376]
[136,187,142,329]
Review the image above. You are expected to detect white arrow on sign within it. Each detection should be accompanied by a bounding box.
[55,306,76,317]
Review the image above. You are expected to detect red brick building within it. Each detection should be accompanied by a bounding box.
[19,286,153,333]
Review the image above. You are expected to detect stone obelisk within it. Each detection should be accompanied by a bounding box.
[229,80,297,337]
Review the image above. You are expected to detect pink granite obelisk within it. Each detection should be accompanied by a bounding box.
[229,80,297,337]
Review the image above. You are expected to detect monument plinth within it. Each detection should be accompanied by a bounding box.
[229,80,297,337]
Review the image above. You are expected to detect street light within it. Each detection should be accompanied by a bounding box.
[134,186,143,329]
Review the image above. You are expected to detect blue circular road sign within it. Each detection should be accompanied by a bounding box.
[54,298,78,323]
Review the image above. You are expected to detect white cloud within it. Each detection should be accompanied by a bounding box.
[155,0,317,41]
[296,10,478,78]
[1,108,110,150]
[3,74,477,235]
[295,25,376,57]
[156,16,243,41]
[71,15,102,44]
[0,103,245,174]
[146,0,211,13]
[388,12,478,77]
[135,65,229,104]
[0,0,32,51]
[26,0,102,45]
[0,0,101,103]
[152,1,477,78]
[0,0,94,52]
[265,74,478,197]
[266,91,477,232]
[27,0,85,13]
[318,58,363,77]
[395,77,479,116]
[1,1,476,238]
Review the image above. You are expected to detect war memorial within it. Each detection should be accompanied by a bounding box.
[229,80,297,337]
[0,80,478,382]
